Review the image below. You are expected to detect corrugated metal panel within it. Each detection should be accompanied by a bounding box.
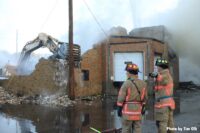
[113,52,144,81]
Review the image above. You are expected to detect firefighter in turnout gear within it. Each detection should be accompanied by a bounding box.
[151,58,175,133]
[117,63,147,133]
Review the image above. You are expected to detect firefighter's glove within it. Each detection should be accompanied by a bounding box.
[117,106,123,117]
[149,72,158,78]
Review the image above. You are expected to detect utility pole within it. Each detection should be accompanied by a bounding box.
[68,0,75,100]
[16,30,19,63]
[16,30,18,54]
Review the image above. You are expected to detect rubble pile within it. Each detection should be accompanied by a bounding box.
[0,86,23,104]
[35,94,76,107]
[0,86,76,107]
[0,86,103,107]
[80,95,102,101]
[2,58,67,96]
[179,81,200,91]
[1,57,102,102]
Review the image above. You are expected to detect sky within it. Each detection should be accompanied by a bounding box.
[0,0,200,83]
[0,0,181,55]
[129,0,200,83]
[0,0,134,54]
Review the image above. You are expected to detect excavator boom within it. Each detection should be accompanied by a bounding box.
[17,33,81,75]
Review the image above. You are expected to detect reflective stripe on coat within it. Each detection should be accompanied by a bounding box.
[154,69,175,110]
[117,79,147,120]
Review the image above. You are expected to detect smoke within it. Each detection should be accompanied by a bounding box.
[1,0,199,83]
[72,0,200,84]
[0,51,18,68]
[0,50,50,75]
[67,0,200,84]
[72,0,134,53]
[129,0,200,84]
[180,58,200,85]
[20,52,51,75]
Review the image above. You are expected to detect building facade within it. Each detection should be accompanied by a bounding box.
[80,35,179,96]
[78,34,180,118]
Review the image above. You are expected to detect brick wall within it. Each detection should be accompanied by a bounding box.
[75,36,179,97]
[75,45,103,97]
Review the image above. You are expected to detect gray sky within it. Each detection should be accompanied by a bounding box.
[0,0,184,54]
[0,0,200,83]
[0,0,182,54]
[0,0,134,54]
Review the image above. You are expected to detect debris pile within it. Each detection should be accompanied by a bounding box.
[0,86,76,107]
[1,57,102,101]
[2,58,67,96]
[35,94,76,107]
[179,81,200,91]
[80,95,102,101]
[0,86,103,107]
[0,86,21,104]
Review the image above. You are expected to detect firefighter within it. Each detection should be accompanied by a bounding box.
[117,63,147,133]
[150,58,175,133]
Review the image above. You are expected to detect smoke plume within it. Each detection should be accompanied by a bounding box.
[130,0,200,84]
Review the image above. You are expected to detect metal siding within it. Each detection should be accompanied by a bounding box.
[114,52,144,81]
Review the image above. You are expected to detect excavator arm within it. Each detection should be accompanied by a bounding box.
[17,33,59,73]
[17,33,80,75]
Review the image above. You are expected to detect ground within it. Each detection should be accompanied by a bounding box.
[142,90,200,133]
[0,86,200,133]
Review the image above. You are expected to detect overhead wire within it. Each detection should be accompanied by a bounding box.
[81,0,144,80]
[6,0,60,89]
[40,0,59,31]
[82,0,109,38]
[81,0,113,93]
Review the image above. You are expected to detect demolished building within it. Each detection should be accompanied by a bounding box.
[79,26,180,117]
[2,26,179,102]
[80,26,179,95]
